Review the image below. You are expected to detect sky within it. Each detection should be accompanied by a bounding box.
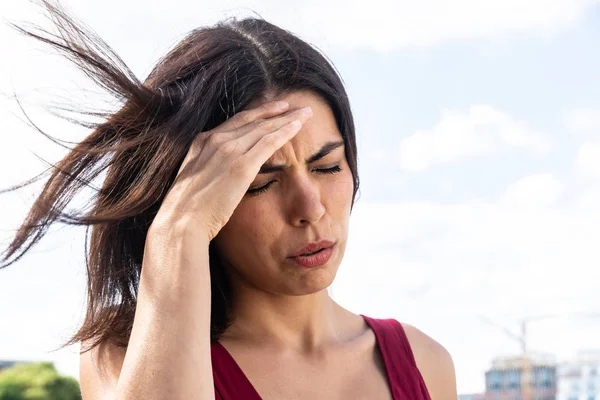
[0,0,599,395]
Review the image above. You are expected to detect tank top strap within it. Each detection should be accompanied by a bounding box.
[360,314,431,400]
[211,341,262,400]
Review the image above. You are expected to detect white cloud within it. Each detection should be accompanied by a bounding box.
[500,173,564,207]
[574,141,600,180]
[564,107,600,137]
[440,180,454,195]
[577,184,600,209]
[336,195,600,393]
[1,0,598,55]
[292,0,600,51]
[398,105,552,171]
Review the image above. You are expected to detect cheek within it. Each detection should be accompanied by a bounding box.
[326,170,354,211]
[222,203,278,246]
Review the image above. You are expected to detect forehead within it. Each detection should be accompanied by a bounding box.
[260,90,343,161]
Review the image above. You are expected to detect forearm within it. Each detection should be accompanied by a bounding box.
[115,223,215,400]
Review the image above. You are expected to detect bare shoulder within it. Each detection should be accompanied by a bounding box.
[79,339,127,400]
[400,322,457,400]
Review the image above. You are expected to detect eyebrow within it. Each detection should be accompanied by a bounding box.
[258,140,345,174]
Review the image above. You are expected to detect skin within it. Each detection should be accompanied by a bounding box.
[212,90,355,351]
[212,90,458,399]
[80,90,457,400]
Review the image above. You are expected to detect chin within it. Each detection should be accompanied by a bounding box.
[283,269,338,296]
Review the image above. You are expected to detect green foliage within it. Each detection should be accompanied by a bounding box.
[0,362,81,400]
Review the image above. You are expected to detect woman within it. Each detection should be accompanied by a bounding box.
[1,1,457,399]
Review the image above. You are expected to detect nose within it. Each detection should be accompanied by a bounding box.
[286,178,326,227]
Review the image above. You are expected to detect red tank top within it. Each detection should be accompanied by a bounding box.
[211,314,431,399]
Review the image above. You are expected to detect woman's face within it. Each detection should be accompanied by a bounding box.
[212,90,355,296]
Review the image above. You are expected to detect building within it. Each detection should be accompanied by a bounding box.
[557,349,600,400]
[484,353,557,400]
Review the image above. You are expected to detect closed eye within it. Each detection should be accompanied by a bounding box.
[316,165,342,175]
[246,165,342,196]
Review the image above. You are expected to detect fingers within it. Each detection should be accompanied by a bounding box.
[188,100,312,181]
[233,106,313,149]
[201,100,292,150]
[218,100,290,132]
[204,105,313,161]
[236,117,305,177]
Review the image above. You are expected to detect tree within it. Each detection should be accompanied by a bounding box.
[0,362,81,400]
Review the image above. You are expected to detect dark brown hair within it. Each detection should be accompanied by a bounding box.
[0,0,360,353]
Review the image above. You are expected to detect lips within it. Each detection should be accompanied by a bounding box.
[289,240,335,258]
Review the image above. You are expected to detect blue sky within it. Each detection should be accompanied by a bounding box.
[1,0,599,395]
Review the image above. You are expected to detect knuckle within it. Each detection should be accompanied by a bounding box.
[186,140,200,157]
[255,118,273,131]
[219,140,239,156]
[206,132,225,147]
[236,110,253,125]
[260,132,278,146]
[192,131,209,148]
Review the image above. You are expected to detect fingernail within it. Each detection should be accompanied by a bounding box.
[300,106,312,115]
[275,101,289,109]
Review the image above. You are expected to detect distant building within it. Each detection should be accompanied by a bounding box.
[557,349,600,400]
[484,353,557,400]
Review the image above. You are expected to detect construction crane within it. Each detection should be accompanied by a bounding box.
[479,311,600,400]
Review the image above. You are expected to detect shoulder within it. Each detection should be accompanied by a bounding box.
[400,322,457,400]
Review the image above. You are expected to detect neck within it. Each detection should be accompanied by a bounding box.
[223,286,350,353]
